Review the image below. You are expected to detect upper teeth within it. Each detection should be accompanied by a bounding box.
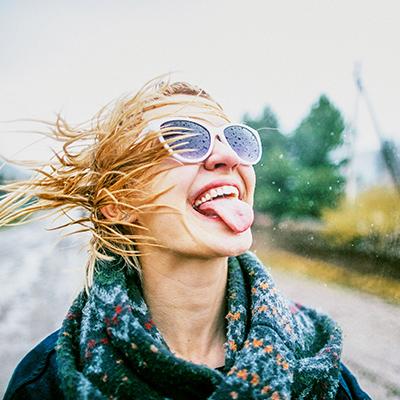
[194,185,240,207]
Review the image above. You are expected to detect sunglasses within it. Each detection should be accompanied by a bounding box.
[141,118,262,165]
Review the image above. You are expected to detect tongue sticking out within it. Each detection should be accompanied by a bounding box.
[197,197,254,233]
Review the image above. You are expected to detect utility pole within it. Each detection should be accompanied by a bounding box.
[354,66,400,194]
[344,65,362,201]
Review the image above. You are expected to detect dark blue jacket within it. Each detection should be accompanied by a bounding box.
[4,330,372,400]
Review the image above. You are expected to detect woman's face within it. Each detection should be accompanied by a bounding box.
[136,95,256,259]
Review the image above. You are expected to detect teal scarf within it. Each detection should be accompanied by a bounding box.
[56,251,342,399]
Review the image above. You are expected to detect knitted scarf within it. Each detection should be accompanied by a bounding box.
[56,251,342,399]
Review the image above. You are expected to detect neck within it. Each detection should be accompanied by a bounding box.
[138,248,228,368]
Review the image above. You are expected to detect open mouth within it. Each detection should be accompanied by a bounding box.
[191,185,240,217]
[189,184,253,233]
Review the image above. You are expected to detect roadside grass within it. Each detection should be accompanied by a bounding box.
[252,243,400,305]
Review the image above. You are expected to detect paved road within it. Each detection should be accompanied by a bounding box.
[1,221,399,399]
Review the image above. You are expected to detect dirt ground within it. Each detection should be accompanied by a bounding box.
[1,221,399,399]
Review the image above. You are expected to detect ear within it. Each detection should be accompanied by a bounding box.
[100,204,137,223]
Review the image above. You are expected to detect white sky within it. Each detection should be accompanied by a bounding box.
[0,0,399,161]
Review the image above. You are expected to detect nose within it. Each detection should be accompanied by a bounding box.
[203,133,240,170]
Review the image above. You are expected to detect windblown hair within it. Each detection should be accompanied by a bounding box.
[0,78,225,288]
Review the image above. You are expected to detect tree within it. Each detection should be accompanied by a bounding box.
[243,95,347,220]
[244,107,295,218]
[291,95,345,168]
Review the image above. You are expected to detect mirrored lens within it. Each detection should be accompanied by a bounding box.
[160,120,211,160]
[223,125,261,164]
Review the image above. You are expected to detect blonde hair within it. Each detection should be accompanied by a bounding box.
[0,77,225,289]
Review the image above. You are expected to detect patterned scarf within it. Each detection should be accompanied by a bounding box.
[56,251,342,399]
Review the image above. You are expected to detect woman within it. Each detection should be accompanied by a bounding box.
[2,79,371,399]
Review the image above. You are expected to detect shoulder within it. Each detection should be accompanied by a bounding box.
[336,362,372,400]
[4,329,65,400]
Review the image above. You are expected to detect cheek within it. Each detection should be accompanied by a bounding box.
[241,166,256,203]
[148,163,198,207]
[137,166,199,243]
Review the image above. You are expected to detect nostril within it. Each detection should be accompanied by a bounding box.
[215,163,225,168]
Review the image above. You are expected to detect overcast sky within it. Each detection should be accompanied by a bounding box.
[1,0,399,161]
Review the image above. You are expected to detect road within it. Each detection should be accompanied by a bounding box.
[0,221,399,399]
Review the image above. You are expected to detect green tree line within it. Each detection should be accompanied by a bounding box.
[243,95,347,221]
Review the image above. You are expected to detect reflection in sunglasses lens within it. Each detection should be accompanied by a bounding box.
[224,126,260,163]
[160,120,211,160]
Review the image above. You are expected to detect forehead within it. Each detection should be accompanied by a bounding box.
[143,94,231,127]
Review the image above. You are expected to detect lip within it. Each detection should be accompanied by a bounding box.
[190,179,243,206]
[191,206,222,222]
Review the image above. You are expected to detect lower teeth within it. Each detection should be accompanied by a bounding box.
[193,207,218,218]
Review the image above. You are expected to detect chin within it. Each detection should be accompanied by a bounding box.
[175,209,254,258]
[212,228,253,257]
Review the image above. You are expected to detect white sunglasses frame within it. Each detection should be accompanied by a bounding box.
[139,117,262,165]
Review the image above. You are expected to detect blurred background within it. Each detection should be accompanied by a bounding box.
[1,1,399,398]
